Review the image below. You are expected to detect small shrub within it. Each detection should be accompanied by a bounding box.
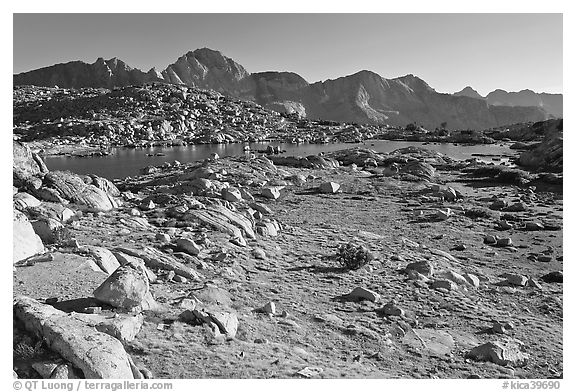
[53,226,73,244]
[335,242,374,270]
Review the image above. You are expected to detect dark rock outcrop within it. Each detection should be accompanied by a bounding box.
[517,120,563,172]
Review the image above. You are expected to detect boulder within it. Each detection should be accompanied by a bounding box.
[438,270,470,287]
[541,271,563,283]
[114,246,202,282]
[319,182,340,194]
[13,210,44,263]
[13,296,134,379]
[176,237,202,255]
[517,127,563,172]
[504,274,528,286]
[261,187,281,200]
[399,161,436,181]
[287,174,307,186]
[193,285,233,307]
[325,148,386,167]
[239,188,254,201]
[405,260,434,277]
[180,306,239,338]
[464,273,480,288]
[249,202,273,215]
[27,202,76,223]
[13,192,42,211]
[345,287,380,302]
[89,175,121,197]
[431,279,458,291]
[221,187,242,202]
[380,301,405,316]
[72,313,144,344]
[43,171,120,211]
[82,246,121,275]
[93,264,154,311]
[467,339,529,367]
[256,220,280,236]
[185,205,255,239]
[13,141,48,190]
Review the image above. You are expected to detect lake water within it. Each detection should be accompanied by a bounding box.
[43,140,516,180]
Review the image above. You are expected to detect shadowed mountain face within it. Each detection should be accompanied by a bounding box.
[13,57,163,89]
[14,48,558,129]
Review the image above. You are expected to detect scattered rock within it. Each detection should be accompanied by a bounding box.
[503,274,528,287]
[467,339,529,367]
[82,246,121,275]
[435,208,451,220]
[464,273,480,288]
[249,202,273,215]
[319,181,340,194]
[252,248,267,259]
[496,237,513,247]
[257,301,276,315]
[431,279,458,291]
[155,233,171,243]
[176,237,202,256]
[483,235,497,245]
[541,271,563,283]
[295,366,323,378]
[344,287,380,302]
[438,270,470,287]
[405,260,434,277]
[524,222,545,231]
[221,187,243,203]
[261,187,281,200]
[380,301,405,317]
[492,321,514,334]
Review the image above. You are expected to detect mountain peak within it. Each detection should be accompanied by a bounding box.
[454,86,484,99]
[394,74,435,93]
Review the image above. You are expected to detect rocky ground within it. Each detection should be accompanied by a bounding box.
[13,139,563,379]
[14,84,561,161]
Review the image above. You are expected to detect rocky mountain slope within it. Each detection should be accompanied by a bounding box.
[14,48,556,130]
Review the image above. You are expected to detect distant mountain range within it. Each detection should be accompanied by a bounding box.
[14,48,562,130]
[454,86,562,118]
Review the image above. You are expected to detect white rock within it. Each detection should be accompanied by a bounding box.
[13,210,44,263]
[93,264,152,310]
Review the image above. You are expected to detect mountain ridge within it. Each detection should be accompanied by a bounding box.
[14,48,560,129]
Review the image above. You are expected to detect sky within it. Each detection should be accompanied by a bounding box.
[13,13,563,96]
